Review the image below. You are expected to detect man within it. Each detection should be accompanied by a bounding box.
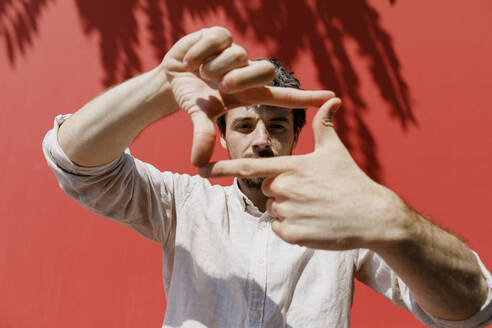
[43,27,492,327]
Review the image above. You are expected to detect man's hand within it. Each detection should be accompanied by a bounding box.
[200,97,405,250]
[161,26,335,166]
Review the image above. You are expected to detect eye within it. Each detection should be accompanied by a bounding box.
[234,123,254,133]
[268,124,286,133]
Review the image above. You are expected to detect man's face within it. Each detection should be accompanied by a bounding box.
[221,105,296,187]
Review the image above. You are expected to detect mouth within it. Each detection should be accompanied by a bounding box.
[242,149,275,160]
[257,149,274,158]
[240,151,273,188]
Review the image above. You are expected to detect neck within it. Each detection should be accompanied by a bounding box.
[237,178,268,212]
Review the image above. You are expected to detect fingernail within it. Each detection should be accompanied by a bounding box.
[328,99,342,120]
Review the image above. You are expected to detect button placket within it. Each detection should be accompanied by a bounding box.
[247,216,270,327]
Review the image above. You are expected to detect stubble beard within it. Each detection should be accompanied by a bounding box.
[241,177,265,189]
[239,149,274,189]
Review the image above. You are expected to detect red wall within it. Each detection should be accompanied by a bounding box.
[1,0,491,327]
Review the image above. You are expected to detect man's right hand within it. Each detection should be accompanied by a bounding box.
[161,26,335,166]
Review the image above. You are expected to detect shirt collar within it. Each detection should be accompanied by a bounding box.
[231,178,264,217]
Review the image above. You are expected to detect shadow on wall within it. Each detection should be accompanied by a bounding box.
[1,0,415,181]
[0,0,54,64]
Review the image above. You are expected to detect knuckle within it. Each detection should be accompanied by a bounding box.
[208,26,232,43]
[232,45,248,63]
[204,36,224,49]
[269,179,283,194]
[199,64,214,80]
[217,26,232,39]
[238,162,254,177]
[270,179,289,197]
[270,201,279,216]
[210,26,229,35]
[274,207,288,222]
[224,78,242,92]
[261,181,272,196]
[265,61,276,75]
[280,224,301,244]
[211,165,225,177]
[222,71,240,88]
[258,60,275,79]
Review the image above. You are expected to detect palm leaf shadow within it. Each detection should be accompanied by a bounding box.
[0,0,53,64]
[1,0,413,181]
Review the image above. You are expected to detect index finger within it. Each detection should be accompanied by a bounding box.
[199,156,295,178]
[234,86,335,109]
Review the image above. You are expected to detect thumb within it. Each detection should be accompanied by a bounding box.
[312,97,342,151]
[189,111,217,166]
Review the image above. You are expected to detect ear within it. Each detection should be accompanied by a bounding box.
[220,136,227,150]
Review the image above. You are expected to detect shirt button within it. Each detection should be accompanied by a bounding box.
[253,312,261,321]
[259,221,267,229]
[258,258,264,264]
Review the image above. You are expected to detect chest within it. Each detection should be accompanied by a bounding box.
[164,190,356,327]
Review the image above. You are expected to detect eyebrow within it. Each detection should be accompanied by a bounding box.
[231,117,290,125]
[269,117,290,123]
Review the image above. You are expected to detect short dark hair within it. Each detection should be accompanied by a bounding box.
[216,57,306,137]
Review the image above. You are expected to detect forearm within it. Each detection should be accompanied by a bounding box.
[373,195,489,320]
[58,64,178,166]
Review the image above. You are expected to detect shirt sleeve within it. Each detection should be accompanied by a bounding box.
[355,248,492,328]
[42,114,196,245]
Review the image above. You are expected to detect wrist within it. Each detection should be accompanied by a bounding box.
[367,188,421,255]
[147,65,179,117]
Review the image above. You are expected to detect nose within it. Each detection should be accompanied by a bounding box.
[252,123,271,152]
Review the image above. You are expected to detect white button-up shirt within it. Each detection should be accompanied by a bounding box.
[43,115,492,328]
